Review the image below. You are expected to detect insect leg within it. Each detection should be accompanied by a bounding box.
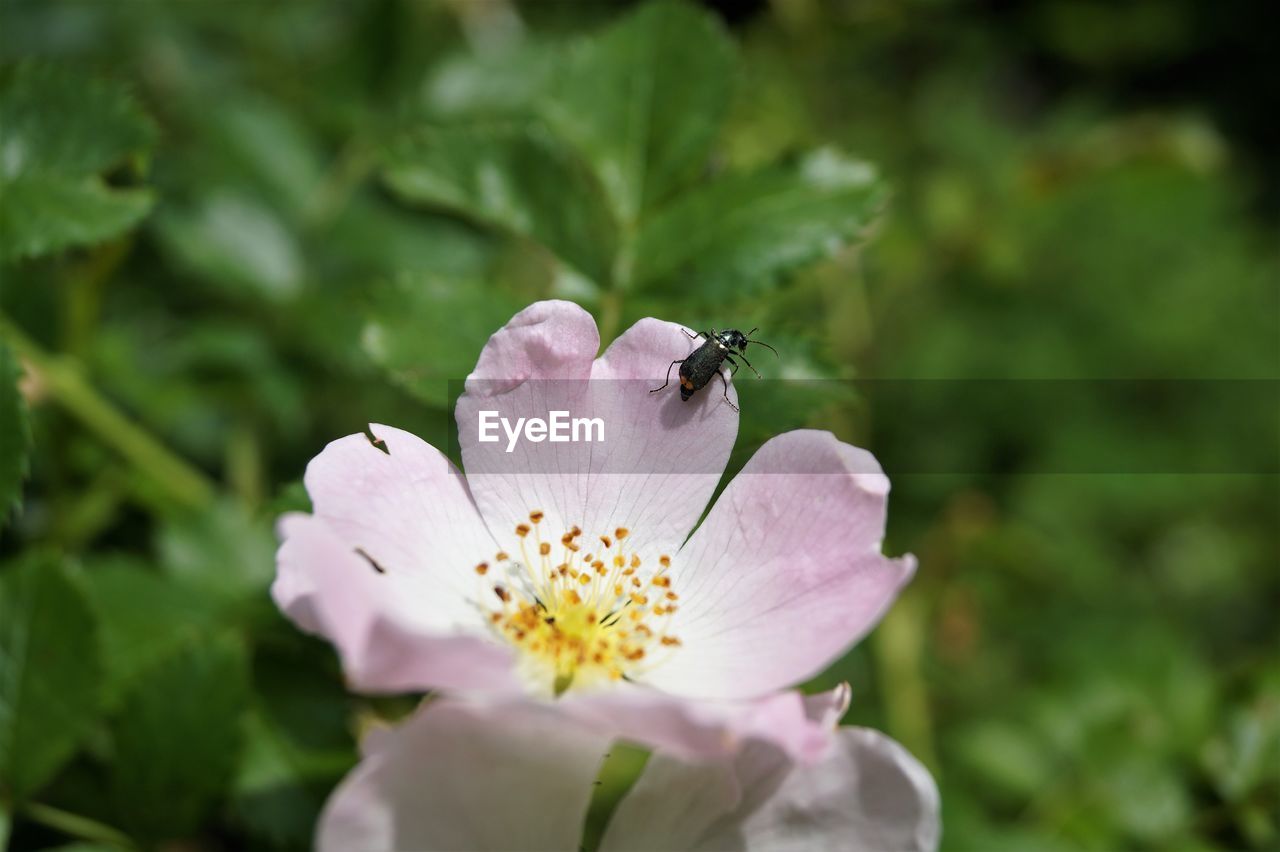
[723,355,741,377]
[735,351,763,378]
[716,369,740,412]
[650,360,684,393]
[681,327,700,340]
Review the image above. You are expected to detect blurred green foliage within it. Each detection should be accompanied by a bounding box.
[0,0,1276,849]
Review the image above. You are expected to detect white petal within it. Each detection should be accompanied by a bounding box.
[303,424,499,629]
[318,699,611,851]
[647,430,914,700]
[601,725,939,852]
[456,304,737,559]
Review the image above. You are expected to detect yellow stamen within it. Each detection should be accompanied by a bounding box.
[476,515,682,696]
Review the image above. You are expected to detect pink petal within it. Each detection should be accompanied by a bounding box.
[601,722,939,851]
[467,299,600,393]
[273,513,520,694]
[456,303,737,558]
[556,683,842,765]
[646,430,916,700]
[303,423,500,628]
[318,699,610,852]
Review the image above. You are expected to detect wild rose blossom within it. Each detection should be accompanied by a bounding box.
[318,694,940,851]
[273,300,917,763]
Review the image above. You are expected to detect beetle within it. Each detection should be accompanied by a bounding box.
[649,327,778,412]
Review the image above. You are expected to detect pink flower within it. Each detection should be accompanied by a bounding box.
[318,696,940,851]
[274,300,916,763]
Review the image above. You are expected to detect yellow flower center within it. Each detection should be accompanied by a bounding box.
[474,511,682,696]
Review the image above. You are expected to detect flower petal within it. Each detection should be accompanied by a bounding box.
[318,699,610,852]
[647,430,915,700]
[557,683,839,765]
[590,317,739,553]
[303,423,499,629]
[273,513,520,694]
[456,304,737,558]
[601,723,939,852]
[467,299,600,392]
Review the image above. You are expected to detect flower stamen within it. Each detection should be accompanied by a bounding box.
[476,510,682,696]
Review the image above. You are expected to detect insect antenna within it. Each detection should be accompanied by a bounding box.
[744,333,779,358]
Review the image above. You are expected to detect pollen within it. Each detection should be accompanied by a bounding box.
[473,517,683,696]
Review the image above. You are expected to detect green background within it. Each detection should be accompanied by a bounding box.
[0,1,1276,849]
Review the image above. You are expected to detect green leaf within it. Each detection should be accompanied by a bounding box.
[0,175,154,263]
[631,148,887,297]
[1101,756,1192,842]
[231,711,332,850]
[156,500,277,605]
[424,41,559,119]
[0,554,104,799]
[0,62,154,177]
[382,123,618,286]
[108,635,249,841]
[154,191,304,302]
[540,0,736,225]
[231,643,356,849]
[362,274,525,407]
[82,557,222,707]
[200,98,326,221]
[0,62,156,262]
[0,340,31,526]
[953,720,1052,801]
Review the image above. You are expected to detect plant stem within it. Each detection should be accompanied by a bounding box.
[872,591,938,771]
[0,801,11,851]
[598,289,623,344]
[22,801,134,849]
[227,421,264,509]
[0,314,216,512]
[304,139,376,230]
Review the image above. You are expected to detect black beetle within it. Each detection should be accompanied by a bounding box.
[650,328,778,412]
